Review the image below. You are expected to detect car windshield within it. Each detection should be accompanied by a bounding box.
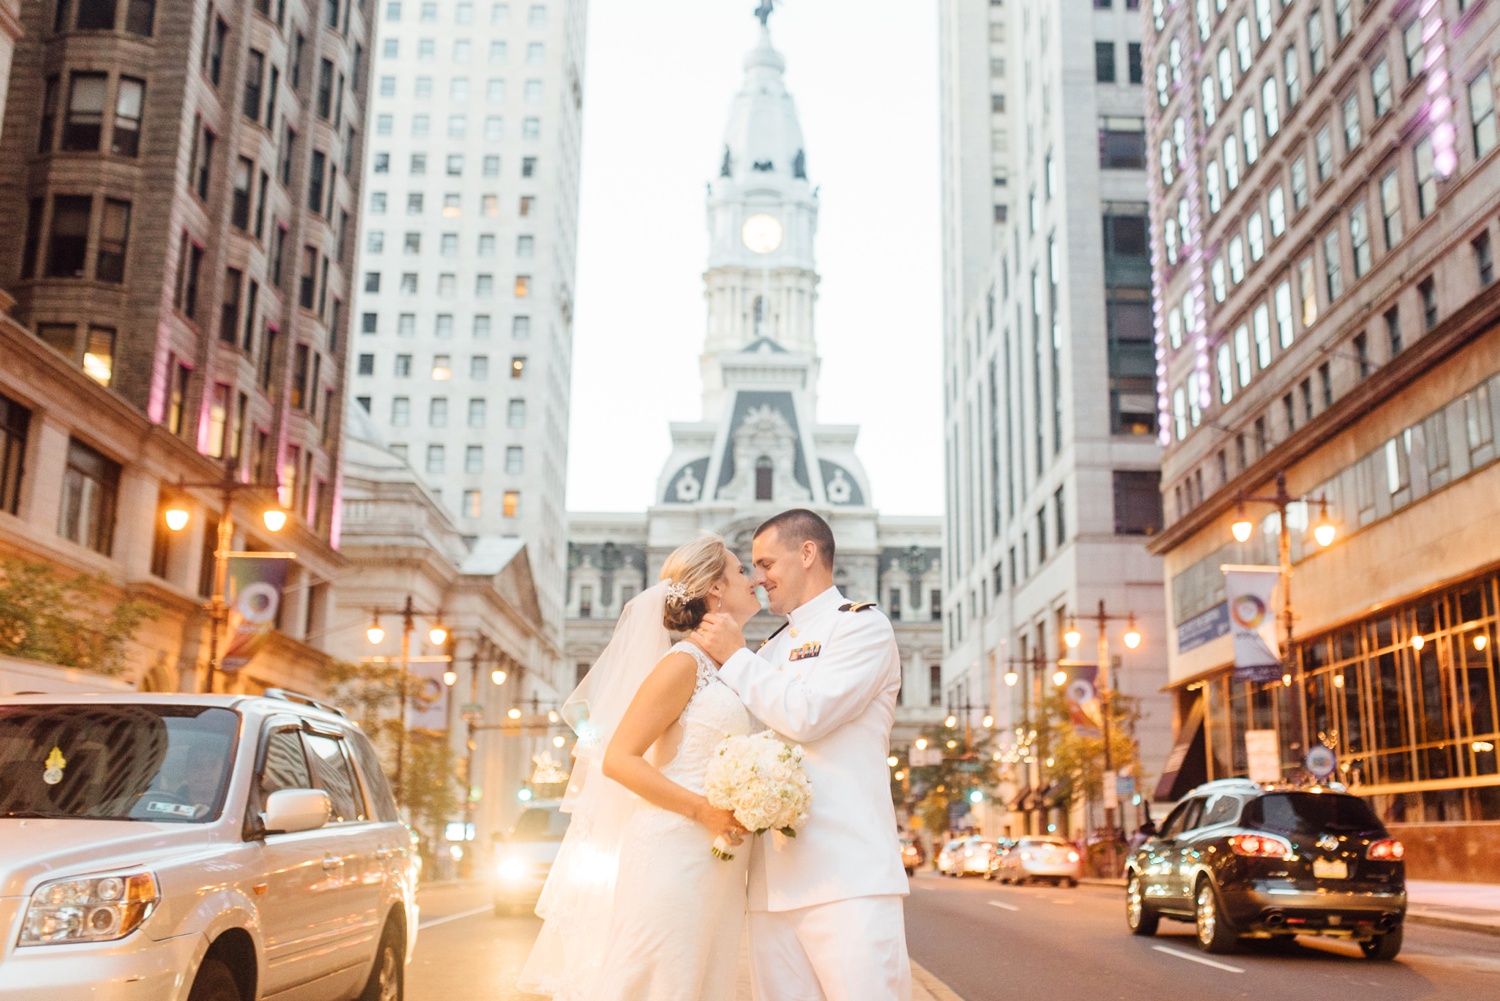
[0,704,239,823]
[1019,837,1069,848]
[509,807,570,841]
[1245,792,1385,836]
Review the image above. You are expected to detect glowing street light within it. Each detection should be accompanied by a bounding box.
[1312,501,1336,548]
[1231,504,1254,543]
[366,618,386,645]
[261,508,288,532]
[1063,621,1082,649]
[1004,669,1019,686]
[1123,616,1142,650]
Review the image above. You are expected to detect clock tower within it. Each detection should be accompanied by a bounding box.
[563,10,944,753]
[701,22,820,375]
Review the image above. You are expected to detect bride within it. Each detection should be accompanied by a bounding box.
[518,534,764,1000]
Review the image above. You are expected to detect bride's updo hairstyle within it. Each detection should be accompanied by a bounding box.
[658,533,730,632]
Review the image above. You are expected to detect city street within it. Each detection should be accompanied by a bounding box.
[905,872,1500,1000]
[408,874,1500,1000]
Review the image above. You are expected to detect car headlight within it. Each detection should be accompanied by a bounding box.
[20,872,159,946]
[496,857,528,882]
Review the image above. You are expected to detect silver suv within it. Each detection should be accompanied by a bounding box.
[0,692,419,1001]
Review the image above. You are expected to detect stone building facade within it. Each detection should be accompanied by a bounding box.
[333,403,566,842]
[0,0,373,694]
[563,19,945,747]
[1145,0,1500,879]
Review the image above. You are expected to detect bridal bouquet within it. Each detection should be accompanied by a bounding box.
[703,731,813,860]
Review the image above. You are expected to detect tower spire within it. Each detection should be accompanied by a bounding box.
[755,1,775,28]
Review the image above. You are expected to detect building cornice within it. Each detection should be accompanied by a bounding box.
[1148,279,1500,557]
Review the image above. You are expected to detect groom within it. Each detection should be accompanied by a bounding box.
[698,509,911,1001]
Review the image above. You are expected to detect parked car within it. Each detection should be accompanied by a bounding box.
[991,836,1082,886]
[900,837,924,877]
[1124,778,1406,959]
[950,837,1000,877]
[0,691,419,1001]
[934,838,965,876]
[492,802,570,915]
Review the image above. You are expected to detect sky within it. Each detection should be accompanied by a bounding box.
[564,0,945,515]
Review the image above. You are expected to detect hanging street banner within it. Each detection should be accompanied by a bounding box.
[406,660,451,730]
[221,556,288,673]
[1062,664,1103,737]
[1222,564,1283,683]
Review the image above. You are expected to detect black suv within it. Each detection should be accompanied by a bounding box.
[1125,779,1406,959]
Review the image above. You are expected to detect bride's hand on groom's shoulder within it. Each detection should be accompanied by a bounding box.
[694,613,744,666]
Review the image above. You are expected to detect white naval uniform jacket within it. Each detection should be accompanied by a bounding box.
[718,586,909,913]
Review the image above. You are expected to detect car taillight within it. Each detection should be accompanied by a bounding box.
[1228,833,1292,858]
[1067,851,1080,863]
[1019,851,1032,861]
[1367,838,1405,861]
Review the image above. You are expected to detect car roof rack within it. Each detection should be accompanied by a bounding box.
[261,688,347,718]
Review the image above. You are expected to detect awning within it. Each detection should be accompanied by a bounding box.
[1007,786,1032,811]
[1038,780,1068,809]
[1154,697,1208,801]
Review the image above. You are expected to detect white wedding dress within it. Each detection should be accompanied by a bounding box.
[522,640,751,1000]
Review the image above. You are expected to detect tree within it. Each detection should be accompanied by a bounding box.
[0,559,155,676]
[1036,687,1142,812]
[901,722,1003,836]
[325,659,459,862]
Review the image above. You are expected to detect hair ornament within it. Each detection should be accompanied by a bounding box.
[664,581,690,606]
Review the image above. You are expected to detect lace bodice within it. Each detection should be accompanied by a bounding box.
[657,641,752,795]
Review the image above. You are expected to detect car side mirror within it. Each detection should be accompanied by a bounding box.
[262,788,331,834]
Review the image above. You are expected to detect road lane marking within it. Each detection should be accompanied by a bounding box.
[419,905,493,930]
[988,900,1020,912]
[1151,945,1245,974]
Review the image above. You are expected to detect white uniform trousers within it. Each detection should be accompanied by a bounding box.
[747,895,912,1001]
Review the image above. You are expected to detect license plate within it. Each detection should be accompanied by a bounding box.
[1313,858,1348,879]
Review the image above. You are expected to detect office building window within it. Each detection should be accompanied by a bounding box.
[60,438,120,556]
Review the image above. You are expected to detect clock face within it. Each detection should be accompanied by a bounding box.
[741,213,784,254]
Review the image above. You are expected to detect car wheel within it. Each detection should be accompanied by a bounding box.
[905,867,915,877]
[1361,925,1403,961]
[359,920,404,1001]
[1194,878,1237,954]
[187,958,240,1001]
[1125,872,1159,937]
[1066,878,1079,888]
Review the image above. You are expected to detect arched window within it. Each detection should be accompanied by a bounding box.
[752,296,765,338]
[755,456,773,500]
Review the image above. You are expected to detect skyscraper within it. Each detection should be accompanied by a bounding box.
[1145,0,1500,871]
[938,0,1173,836]
[350,0,586,637]
[0,0,372,693]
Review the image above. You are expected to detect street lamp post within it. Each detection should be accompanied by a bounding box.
[364,595,447,801]
[164,466,291,694]
[1063,602,1143,842]
[1230,470,1337,763]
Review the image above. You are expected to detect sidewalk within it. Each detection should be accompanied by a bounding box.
[734,941,962,1001]
[1082,877,1500,937]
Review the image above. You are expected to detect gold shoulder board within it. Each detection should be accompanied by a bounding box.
[838,601,879,613]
